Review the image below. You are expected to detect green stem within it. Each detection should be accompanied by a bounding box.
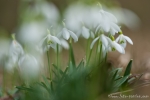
[56,44,60,76]
[86,38,90,62]
[105,52,107,63]
[46,50,51,80]
[98,43,102,62]
[87,49,93,66]
[56,44,59,68]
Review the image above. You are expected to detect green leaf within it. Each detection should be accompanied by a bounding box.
[77,60,84,71]
[124,59,133,76]
[53,64,64,76]
[113,75,129,88]
[42,76,51,91]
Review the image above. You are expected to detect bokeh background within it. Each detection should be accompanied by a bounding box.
[0,0,150,98]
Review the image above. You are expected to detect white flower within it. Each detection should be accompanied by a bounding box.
[107,38,125,54]
[18,54,40,81]
[57,27,78,42]
[38,30,61,52]
[96,9,121,35]
[5,35,24,72]
[99,9,117,23]
[9,38,24,64]
[116,34,133,48]
[90,34,108,49]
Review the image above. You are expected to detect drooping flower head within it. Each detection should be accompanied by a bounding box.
[107,35,125,54]
[116,31,133,48]
[38,29,61,52]
[5,34,24,71]
[18,54,40,81]
[57,21,78,42]
[96,8,121,35]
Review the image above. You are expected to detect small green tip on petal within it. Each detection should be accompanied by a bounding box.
[11,33,16,40]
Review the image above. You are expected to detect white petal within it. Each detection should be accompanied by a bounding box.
[50,43,56,50]
[90,37,99,49]
[124,36,133,45]
[62,28,70,40]
[113,41,125,54]
[39,36,47,47]
[105,12,117,23]
[68,30,78,42]
[60,39,69,49]
[95,25,101,34]
[111,23,121,32]
[109,28,116,35]
[50,36,61,45]
[115,35,121,43]
[100,34,108,47]
[82,26,90,39]
[120,41,127,48]
[102,21,110,32]
[57,31,62,38]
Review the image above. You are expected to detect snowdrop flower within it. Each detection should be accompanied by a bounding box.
[90,34,108,49]
[38,29,61,52]
[116,31,133,48]
[18,54,40,81]
[96,9,121,35]
[57,22,78,42]
[9,34,24,64]
[107,36,125,54]
[5,34,24,71]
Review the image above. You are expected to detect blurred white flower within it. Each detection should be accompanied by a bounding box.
[96,9,121,35]
[39,2,60,25]
[64,4,86,32]
[9,35,24,64]
[109,8,140,30]
[57,26,78,42]
[18,54,40,81]
[38,29,61,52]
[5,34,24,71]
[19,22,47,46]
[116,33,133,48]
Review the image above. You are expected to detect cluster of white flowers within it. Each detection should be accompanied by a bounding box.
[63,4,133,55]
[5,34,40,81]
[2,3,134,81]
[41,5,132,54]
